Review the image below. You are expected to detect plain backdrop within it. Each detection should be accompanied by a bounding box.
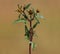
[0,0,60,54]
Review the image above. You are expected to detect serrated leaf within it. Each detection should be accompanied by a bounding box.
[24,3,31,9]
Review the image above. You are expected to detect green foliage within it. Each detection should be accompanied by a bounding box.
[31,42,36,50]
[34,13,40,23]
[25,25,30,40]
[40,15,44,19]
[14,18,26,24]
[24,3,31,10]
[22,14,28,19]
[36,13,44,19]
[35,17,40,23]
[33,22,39,29]
[32,8,40,23]
[25,25,29,32]
[13,4,45,54]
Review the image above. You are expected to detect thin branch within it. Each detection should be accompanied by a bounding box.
[22,10,30,22]
[30,13,35,21]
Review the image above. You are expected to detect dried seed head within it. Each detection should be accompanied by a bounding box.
[16,9,22,13]
[28,10,33,15]
[23,4,26,11]
[36,9,40,13]
[23,7,25,10]
[17,4,19,8]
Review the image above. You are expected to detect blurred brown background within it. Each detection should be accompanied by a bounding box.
[0,0,60,54]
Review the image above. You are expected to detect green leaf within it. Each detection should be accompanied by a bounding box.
[22,13,28,20]
[35,17,40,23]
[25,25,30,40]
[29,41,36,50]
[14,18,26,24]
[31,8,36,17]
[33,22,39,29]
[25,35,29,40]
[34,14,40,23]
[25,25,29,32]
[40,15,44,19]
[36,13,44,19]
[24,3,31,9]
[31,8,40,23]
[31,42,36,50]
[25,31,30,40]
